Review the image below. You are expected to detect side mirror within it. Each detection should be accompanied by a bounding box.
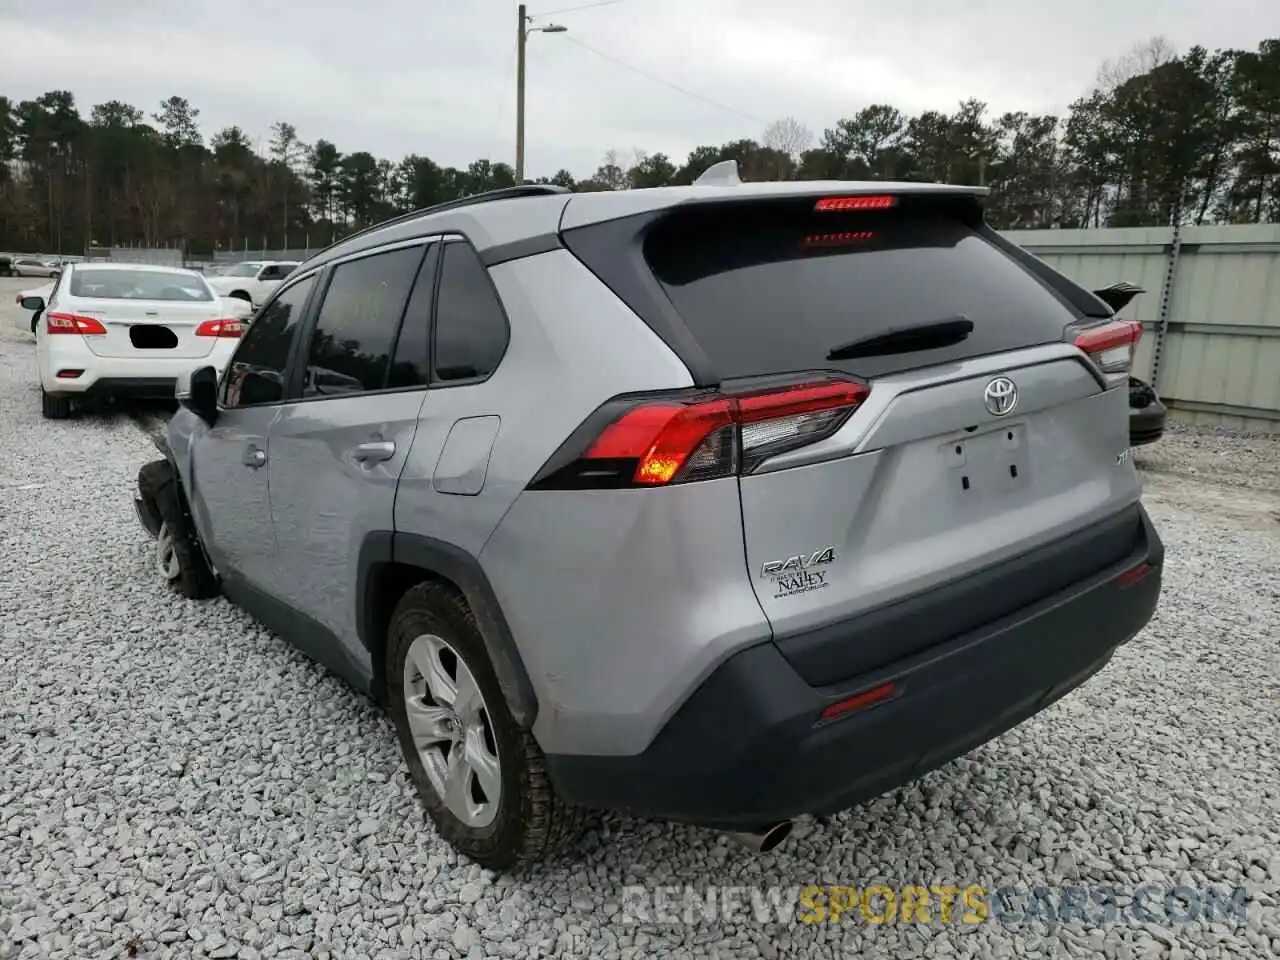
[20,296,45,311]
[179,365,220,425]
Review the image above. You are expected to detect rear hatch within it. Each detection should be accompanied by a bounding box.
[66,268,223,360]
[566,190,1144,685]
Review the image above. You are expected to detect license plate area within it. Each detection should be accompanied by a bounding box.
[942,420,1029,503]
[129,325,178,350]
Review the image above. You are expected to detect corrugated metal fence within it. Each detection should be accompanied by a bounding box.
[1004,224,1280,433]
[85,246,184,267]
[209,249,314,266]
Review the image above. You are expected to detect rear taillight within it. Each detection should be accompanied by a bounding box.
[46,312,107,336]
[1074,319,1140,386]
[195,318,245,338]
[531,378,869,490]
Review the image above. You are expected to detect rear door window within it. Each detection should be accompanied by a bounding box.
[301,246,425,397]
[386,244,439,390]
[643,200,1079,381]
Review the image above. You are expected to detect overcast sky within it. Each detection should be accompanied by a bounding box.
[2,0,1277,177]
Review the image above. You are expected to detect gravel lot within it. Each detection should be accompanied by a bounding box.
[2,275,1278,959]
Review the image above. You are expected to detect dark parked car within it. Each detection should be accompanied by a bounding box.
[1092,281,1166,446]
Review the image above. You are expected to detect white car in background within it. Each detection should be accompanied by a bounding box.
[205,260,301,308]
[24,262,249,419]
[18,279,252,334]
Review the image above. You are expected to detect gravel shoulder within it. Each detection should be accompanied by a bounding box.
[1,293,1277,959]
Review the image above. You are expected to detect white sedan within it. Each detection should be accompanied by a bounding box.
[25,263,251,419]
[205,260,301,309]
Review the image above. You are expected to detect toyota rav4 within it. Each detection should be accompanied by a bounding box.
[134,166,1164,869]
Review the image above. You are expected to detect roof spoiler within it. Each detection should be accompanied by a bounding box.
[1092,281,1145,314]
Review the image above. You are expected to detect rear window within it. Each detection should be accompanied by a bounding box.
[643,201,1078,381]
[70,269,213,302]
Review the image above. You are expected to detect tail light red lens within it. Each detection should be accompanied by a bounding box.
[1074,319,1140,386]
[814,195,896,212]
[533,378,869,490]
[195,318,245,338]
[46,312,107,336]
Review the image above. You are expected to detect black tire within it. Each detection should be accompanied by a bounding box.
[41,388,72,420]
[137,459,220,600]
[386,582,588,869]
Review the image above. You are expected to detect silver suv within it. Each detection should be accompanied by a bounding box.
[135,168,1164,869]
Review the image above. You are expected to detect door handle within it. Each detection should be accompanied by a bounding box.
[352,440,396,464]
[243,446,267,468]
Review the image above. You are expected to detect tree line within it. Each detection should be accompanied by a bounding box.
[1,35,1277,255]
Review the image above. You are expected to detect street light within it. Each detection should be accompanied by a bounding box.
[516,4,567,182]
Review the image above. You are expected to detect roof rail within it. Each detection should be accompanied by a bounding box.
[314,183,572,256]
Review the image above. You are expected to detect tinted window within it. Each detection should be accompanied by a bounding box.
[303,247,423,397]
[69,269,213,301]
[223,275,315,407]
[644,201,1078,381]
[259,263,297,281]
[433,241,509,382]
[387,244,439,390]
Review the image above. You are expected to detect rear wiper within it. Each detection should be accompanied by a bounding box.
[826,315,975,361]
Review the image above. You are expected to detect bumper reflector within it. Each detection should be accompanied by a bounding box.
[818,681,899,723]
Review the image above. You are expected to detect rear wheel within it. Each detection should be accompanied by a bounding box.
[137,459,219,599]
[386,582,587,869]
[40,388,72,420]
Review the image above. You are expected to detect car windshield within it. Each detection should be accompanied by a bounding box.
[223,263,261,277]
[69,269,214,301]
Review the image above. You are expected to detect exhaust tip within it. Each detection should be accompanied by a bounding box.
[756,819,793,853]
[725,819,794,853]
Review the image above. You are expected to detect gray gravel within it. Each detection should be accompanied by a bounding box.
[2,277,1278,959]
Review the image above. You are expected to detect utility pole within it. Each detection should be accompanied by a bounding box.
[515,7,566,183]
[516,4,527,182]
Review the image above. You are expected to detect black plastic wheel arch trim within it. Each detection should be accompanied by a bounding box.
[356,531,539,727]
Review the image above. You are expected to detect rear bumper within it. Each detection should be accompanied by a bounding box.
[39,338,230,396]
[84,377,180,401]
[546,504,1164,828]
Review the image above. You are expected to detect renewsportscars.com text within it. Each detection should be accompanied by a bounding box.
[618,883,1250,928]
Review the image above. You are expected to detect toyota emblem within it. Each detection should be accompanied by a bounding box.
[983,377,1018,417]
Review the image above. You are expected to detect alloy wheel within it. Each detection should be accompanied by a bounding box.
[402,633,502,828]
